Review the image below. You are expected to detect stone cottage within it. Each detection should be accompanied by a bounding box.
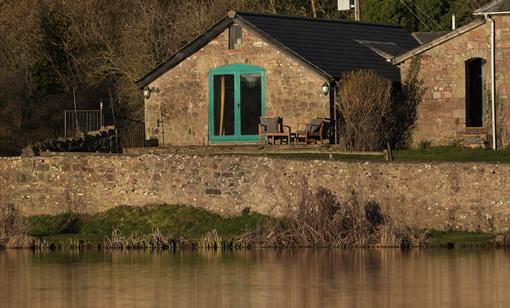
[394,0,510,148]
[137,11,419,146]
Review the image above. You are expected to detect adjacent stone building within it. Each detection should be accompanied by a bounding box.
[394,0,510,148]
[137,11,418,146]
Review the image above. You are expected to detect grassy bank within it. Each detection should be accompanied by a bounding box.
[22,204,268,249]
[235,146,510,163]
[394,146,510,163]
[426,230,501,248]
[1,201,506,250]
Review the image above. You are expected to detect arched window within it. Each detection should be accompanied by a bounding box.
[465,58,486,127]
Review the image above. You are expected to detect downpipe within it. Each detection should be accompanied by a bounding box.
[487,15,497,150]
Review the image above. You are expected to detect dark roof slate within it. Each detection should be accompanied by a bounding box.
[355,40,406,59]
[137,12,419,88]
[237,13,419,81]
[412,32,449,44]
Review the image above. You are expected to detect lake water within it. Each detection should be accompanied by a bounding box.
[1,249,509,308]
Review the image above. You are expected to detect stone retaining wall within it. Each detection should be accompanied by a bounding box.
[1,154,510,232]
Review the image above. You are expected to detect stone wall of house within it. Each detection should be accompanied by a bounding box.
[2,154,510,232]
[400,15,510,147]
[144,22,329,146]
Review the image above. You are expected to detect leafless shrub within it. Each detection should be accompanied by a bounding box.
[0,203,32,248]
[336,70,393,151]
[244,181,426,248]
[242,181,426,247]
[446,206,459,231]
[336,61,424,150]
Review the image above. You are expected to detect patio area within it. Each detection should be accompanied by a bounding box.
[122,143,389,161]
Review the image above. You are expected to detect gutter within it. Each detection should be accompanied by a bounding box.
[474,11,510,16]
[329,80,337,144]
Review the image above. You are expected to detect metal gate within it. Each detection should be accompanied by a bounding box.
[64,110,103,138]
[117,118,145,148]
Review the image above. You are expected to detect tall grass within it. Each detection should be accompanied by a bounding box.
[103,229,185,250]
[242,181,427,248]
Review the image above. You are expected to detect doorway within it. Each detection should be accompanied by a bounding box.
[465,58,485,127]
[208,64,265,142]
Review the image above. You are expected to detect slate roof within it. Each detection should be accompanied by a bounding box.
[412,32,449,44]
[474,0,510,14]
[238,13,419,81]
[355,40,407,59]
[137,12,419,88]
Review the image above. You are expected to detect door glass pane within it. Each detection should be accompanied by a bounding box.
[240,74,262,135]
[213,74,235,136]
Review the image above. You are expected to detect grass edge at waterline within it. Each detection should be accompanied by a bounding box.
[1,200,508,250]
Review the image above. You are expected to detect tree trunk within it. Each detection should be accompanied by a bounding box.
[310,0,317,18]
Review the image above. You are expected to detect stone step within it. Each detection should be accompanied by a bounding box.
[461,134,487,148]
[464,127,488,134]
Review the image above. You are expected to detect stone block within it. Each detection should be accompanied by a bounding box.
[453,109,465,119]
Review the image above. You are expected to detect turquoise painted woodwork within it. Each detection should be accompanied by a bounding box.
[208,64,266,142]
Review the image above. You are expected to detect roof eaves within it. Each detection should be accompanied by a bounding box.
[473,0,509,15]
[136,16,233,89]
[392,18,485,65]
[235,14,333,80]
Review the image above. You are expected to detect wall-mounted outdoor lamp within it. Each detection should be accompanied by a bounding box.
[143,87,151,99]
[143,86,159,99]
[321,82,330,96]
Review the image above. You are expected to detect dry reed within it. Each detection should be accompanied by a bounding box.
[103,229,189,250]
[0,204,33,249]
[242,181,427,248]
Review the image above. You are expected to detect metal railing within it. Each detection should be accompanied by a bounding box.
[64,110,103,138]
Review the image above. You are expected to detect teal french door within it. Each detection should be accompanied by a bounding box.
[208,64,265,142]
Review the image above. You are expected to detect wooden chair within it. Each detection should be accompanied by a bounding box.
[295,118,330,144]
[258,117,291,144]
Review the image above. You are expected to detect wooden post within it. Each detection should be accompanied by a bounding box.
[219,76,225,136]
[386,142,393,161]
[109,89,119,152]
[354,0,361,21]
[72,86,80,135]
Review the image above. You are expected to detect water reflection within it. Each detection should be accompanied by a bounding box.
[1,249,509,307]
